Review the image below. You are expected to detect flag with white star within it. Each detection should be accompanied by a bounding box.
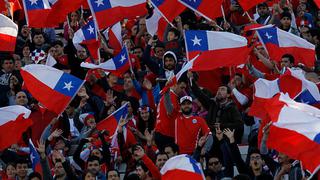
[254,26,315,67]
[73,19,100,59]
[184,30,250,71]
[80,46,130,76]
[29,139,40,171]
[21,64,85,114]
[87,0,147,30]
[178,0,223,21]
[22,0,85,28]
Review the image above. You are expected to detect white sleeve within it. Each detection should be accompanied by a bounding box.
[232,88,249,105]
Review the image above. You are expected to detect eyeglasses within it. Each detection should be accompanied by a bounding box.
[250,156,261,160]
[208,161,219,165]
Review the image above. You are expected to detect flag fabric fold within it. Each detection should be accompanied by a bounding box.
[264,93,320,175]
[21,64,85,114]
[87,0,147,30]
[73,19,100,60]
[255,26,315,67]
[0,105,33,150]
[178,0,223,21]
[0,14,18,52]
[185,30,250,71]
[161,154,205,180]
[80,46,130,76]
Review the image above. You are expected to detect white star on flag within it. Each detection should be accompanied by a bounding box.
[87,25,94,34]
[191,35,202,46]
[30,153,35,163]
[63,81,74,91]
[265,32,272,39]
[95,0,104,7]
[29,0,38,5]
[119,54,126,63]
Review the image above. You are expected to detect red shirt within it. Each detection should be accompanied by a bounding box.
[155,90,179,137]
[175,115,210,154]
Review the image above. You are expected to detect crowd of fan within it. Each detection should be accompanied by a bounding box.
[1,0,320,179]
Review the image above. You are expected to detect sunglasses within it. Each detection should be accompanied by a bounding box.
[208,161,219,165]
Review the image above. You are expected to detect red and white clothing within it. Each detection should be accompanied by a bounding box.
[155,90,179,138]
[175,114,210,154]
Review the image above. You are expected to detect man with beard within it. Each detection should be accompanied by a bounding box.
[174,96,210,154]
[189,71,244,143]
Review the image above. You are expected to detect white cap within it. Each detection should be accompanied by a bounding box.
[179,96,193,104]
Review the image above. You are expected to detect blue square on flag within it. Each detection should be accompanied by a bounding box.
[54,73,83,97]
[114,103,128,122]
[151,0,165,7]
[257,27,279,46]
[89,0,112,12]
[83,21,97,40]
[185,30,208,52]
[179,0,201,9]
[113,48,129,69]
[25,0,46,10]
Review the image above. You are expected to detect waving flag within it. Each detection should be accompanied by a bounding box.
[22,0,84,27]
[96,103,128,135]
[238,0,266,11]
[161,154,205,180]
[185,30,250,71]
[255,26,315,67]
[0,105,32,150]
[160,55,200,95]
[150,0,185,23]
[178,0,223,21]
[315,0,320,9]
[73,20,100,60]
[146,7,167,41]
[29,139,41,173]
[21,64,84,114]
[81,46,130,76]
[249,68,320,121]
[103,22,122,52]
[0,14,18,52]
[264,93,320,175]
[87,0,147,30]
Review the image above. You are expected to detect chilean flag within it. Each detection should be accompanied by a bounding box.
[29,139,41,173]
[315,0,320,9]
[103,22,122,52]
[238,0,267,11]
[185,30,250,71]
[255,26,315,67]
[21,64,85,115]
[178,0,223,21]
[87,0,147,30]
[146,7,167,41]
[22,0,83,28]
[0,105,32,150]
[96,102,128,135]
[264,93,320,175]
[161,154,205,180]
[150,0,185,22]
[80,46,130,76]
[0,14,18,52]
[249,68,320,119]
[73,19,100,60]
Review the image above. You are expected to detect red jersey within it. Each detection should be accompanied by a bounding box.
[155,90,179,137]
[175,115,210,154]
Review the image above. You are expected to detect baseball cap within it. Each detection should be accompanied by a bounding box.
[179,96,193,104]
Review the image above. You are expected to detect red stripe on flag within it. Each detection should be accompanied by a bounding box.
[20,70,72,114]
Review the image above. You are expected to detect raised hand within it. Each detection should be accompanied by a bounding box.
[133,145,145,160]
[48,129,63,141]
[142,78,153,90]
[223,128,235,144]
[37,139,46,159]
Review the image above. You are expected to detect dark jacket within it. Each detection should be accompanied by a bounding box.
[191,79,244,142]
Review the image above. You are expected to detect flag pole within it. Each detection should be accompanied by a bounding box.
[4,0,13,20]
[149,2,175,28]
[220,5,227,23]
